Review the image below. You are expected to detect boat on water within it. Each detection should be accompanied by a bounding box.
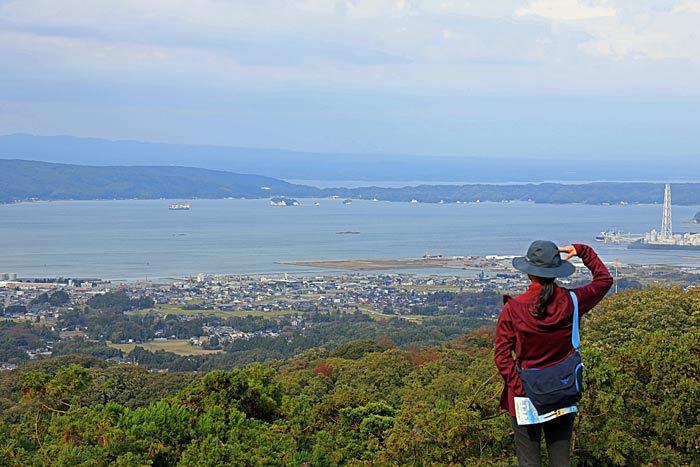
[270,197,299,206]
[168,201,190,210]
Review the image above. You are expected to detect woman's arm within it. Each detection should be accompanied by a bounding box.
[494,303,524,396]
[559,243,613,314]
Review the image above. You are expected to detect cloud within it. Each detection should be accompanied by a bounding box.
[515,0,700,62]
[1,0,700,156]
[2,0,697,71]
[673,0,700,13]
[517,0,617,20]
[1,0,698,93]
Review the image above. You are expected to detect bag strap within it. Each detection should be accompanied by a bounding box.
[570,290,580,351]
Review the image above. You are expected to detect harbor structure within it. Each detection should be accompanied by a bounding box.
[629,184,700,251]
[661,183,672,240]
[594,229,642,244]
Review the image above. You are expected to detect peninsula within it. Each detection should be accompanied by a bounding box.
[2,159,700,206]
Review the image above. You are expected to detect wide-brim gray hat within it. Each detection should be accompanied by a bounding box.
[512,240,575,278]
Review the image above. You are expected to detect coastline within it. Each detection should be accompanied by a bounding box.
[5,254,699,286]
[0,195,691,207]
[2,199,699,281]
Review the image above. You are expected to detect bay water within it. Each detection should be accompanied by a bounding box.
[1,198,699,281]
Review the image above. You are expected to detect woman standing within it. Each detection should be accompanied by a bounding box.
[494,241,612,467]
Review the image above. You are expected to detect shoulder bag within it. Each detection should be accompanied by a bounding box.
[517,290,584,414]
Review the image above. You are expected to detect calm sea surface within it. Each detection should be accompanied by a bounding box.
[1,199,699,281]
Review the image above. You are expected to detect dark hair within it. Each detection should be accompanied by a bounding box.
[532,276,556,318]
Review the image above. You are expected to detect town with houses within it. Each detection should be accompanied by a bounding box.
[2,255,699,371]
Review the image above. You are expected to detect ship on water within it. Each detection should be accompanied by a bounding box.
[168,201,190,210]
[628,184,700,251]
[595,228,642,244]
[270,196,299,206]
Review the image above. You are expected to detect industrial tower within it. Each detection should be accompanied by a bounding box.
[661,183,672,240]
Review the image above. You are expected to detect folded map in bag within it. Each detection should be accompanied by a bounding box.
[514,397,578,425]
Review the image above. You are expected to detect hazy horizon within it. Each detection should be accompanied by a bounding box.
[2,133,698,183]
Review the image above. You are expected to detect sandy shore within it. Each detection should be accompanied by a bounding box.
[277,257,467,270]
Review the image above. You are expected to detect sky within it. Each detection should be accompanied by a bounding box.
[1,0,699,159]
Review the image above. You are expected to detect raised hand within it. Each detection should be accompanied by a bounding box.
[558,245,578,261]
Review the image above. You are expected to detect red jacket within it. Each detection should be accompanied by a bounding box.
[494,244,613,416]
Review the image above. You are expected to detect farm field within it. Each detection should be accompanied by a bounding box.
[107,339,223,356]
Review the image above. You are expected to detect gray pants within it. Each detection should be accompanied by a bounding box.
[511,413,576,467]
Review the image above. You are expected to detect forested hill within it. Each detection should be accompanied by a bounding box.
[1,159,700,205]
[324,182,700,205]
[0,287,697,465]
[0,159,320,202]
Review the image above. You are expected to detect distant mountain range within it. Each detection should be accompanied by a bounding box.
[1,159,699,205]
[1,133,698,183]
